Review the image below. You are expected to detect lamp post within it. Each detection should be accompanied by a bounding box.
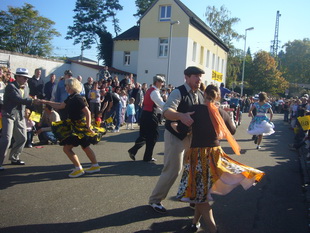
[167,20,180,86]
[240,27,254,97]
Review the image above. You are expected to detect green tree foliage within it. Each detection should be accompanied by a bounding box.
[66,0,123,63]
[134,0,155,18]
[204,5,243,88]
[280,39,310,84]
[250,51,289,95]
[0,3,60,57]
[204,5,243,48]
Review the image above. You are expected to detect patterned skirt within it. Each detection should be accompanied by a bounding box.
[176,146,265,203]
[51,118,106,148]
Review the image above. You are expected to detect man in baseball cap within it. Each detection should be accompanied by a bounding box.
[0,68,39,170]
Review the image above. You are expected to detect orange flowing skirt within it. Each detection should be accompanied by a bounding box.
[177,146,265,203]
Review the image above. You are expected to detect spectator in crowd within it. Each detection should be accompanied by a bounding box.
[54,70,73,120]
[126,97,136,130]
[84,77,93,104]
[99,66,111,81]
[120,89,128,125]
[36,104,60,145]
[220,82,232,100]
[76,75,85,96]
[24,108,35,148]
[28,68,45,114]
[88,81,101,121]
[130,82,144,123]
[112,75,120,88]
[44,73,56,100]
[0,68,39,170]
[128,75,165,162]
[120,74,130,88]
[28,68,45,99]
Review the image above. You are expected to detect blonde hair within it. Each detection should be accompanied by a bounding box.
[65,78,82,93]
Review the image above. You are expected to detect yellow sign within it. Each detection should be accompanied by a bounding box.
[29,111,41,122]
[297,115,310,131]
[212,70,223,82]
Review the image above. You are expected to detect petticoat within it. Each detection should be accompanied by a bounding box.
[176,146,265,203]
[52,118,106,148]
[248,116,275,136]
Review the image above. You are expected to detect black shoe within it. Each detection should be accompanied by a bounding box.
[150,203,167,214]
[128,151,135,161]
[11,160,25,165]
[189,203,195,209]
[25,144,33,148]
[189,222,201,232]
[144,158,157,163]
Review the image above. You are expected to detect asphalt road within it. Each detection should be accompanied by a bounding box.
[0,113,309,233]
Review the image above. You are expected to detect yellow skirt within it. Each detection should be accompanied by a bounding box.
[177,146,265,203]
[52,118,106,148]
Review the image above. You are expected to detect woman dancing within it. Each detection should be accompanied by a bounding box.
[41,78,105,178]
[175,84,265,232]
[248,92,274,149]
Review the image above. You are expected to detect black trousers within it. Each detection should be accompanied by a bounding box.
[128,111,159,161]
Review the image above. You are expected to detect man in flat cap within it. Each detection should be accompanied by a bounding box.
[149,66,205,213]
[128,75,165,162]
[0,68,39,170]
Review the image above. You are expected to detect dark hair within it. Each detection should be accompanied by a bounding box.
[205,84,219,101]
[45,104,53,111]
[259,92,267,102]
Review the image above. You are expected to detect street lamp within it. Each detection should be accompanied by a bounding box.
[240,27,254,97]
[167,20,180,86]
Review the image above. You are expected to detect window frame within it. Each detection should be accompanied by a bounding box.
[159,5,172,22]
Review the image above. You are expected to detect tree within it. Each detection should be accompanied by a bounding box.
[204,5,243,88]
[250,51,289,95]
[66,0,123,64]
[0,3,60,57]
[204,5,243,49]
[134,0,155,18]
[280,39,310,84]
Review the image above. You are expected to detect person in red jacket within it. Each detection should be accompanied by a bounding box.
[128,75,165,162]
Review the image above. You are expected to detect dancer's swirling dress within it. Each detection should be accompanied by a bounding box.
[248,102,275,136]
[176,104,265,203]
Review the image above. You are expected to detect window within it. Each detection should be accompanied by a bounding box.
[159,38,168,57]
[159,5,171,21]
[192,42,197,62]
[200,46,204,65]
[221,59,224,73]
[124,51,130,66]
[206,50,210,68]
[212,53,215,69]
[217,56,220,71]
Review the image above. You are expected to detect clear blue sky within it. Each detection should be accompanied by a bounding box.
[1,0,310,61]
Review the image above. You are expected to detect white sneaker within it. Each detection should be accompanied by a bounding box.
[0,166,5,171]
[112,129,119,133]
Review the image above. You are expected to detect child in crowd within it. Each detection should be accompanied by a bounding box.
[120,90,128,125]
[95,112,103,127]
[126,97,136,130]
[25,108,36,148]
